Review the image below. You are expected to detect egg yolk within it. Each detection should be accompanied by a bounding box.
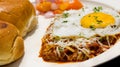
[81,12,115,28]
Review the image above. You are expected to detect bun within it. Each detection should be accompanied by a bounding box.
[0,0,38,37]
[0,21,24,66]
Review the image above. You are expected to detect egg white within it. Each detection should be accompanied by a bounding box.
[52,6,120,38]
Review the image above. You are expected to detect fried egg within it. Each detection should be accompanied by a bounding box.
[52,6,120,38]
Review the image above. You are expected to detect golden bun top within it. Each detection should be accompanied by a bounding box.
[0,0,37,37]
[0,21,24,65]
[0,0,37,65]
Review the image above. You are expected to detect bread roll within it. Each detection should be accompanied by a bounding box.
[0,21,24,66]
[0,0,38,37]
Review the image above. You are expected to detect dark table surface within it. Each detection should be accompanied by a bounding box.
[95,56,120,67]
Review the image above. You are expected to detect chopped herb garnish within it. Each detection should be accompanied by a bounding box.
[110,25,117,28]
[79,33,84,37]
[96,20,103,24]
[72,23,76,25]
[62,13,69,18]
[53,36,60,41]
[93,6,103,12]
[62,20,68,23]
[79,33,82,36]
[58,47,63,52]
[99,37,105,42]
[90,25,96,30]
[94,16,98,19]
[93,15,103,24]
[88,15,91,17]
[78,14,81,16]
[116,15,120,17]
[82,8,85,12]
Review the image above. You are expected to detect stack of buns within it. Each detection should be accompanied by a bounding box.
[0,0,37,66]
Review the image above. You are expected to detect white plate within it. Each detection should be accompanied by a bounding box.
[2,0,120,67]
